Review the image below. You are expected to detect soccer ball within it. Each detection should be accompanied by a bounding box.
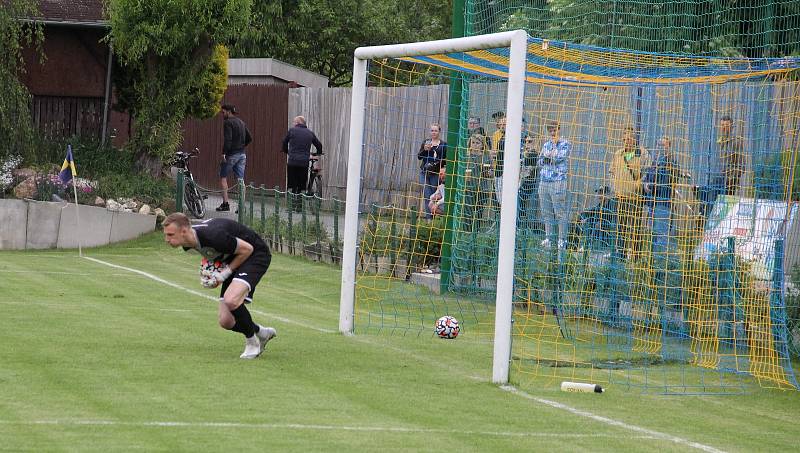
[434,315,459,339]
[200,257,226,288]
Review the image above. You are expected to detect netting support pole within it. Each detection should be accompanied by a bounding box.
[492,30,528,384]
[339,56,368,335]
[439,0,466,293]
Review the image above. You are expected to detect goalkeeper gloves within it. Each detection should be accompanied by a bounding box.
[200,265,233,289]
[213,266,233,284]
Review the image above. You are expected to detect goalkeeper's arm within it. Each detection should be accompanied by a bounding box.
[216,238,253,282]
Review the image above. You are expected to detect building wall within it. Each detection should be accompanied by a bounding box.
[21,26,108,97]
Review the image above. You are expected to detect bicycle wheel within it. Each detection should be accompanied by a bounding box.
[184,179,206,219]
[309,174,323,199]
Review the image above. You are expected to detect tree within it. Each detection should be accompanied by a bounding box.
[231,0,451,86]
[107,0,250,174]
[0,0,43,159]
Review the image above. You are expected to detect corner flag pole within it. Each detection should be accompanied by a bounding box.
[72,174,82,257]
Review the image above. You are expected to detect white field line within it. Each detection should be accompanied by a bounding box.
[0,270,134,276]
[346,337,724,452]
[81,256,335,334]
[0,300,196,313]
[500,385,726,453]
[0,419,659,440]
[55,257,721,452]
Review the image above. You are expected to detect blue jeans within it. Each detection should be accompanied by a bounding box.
[539,179,569,243]
[648,204,673,254]
[220,152,247,179]
[420,171,439,218]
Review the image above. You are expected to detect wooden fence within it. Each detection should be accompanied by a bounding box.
[181,84,289,190]
[30,96,103,139]
[289,85,450,208]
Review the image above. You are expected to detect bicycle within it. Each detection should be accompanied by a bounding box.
[172,148,206,219]
[306,152,324,198]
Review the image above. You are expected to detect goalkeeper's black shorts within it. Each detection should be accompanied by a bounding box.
[219,251,271,303]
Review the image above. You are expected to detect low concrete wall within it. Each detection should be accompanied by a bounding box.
[0,199,157,250]
[26,200,61,249]
[0,199,28,249]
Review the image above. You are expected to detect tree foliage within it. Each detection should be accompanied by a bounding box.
[230,0,452,86]
[0,0,43,159]
[472,0,800,58]
[107,0,251,171]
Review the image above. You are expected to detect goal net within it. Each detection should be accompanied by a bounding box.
[339,30,800,393]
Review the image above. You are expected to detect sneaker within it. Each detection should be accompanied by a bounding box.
[216,202,230,212]
[256,326,277,354]
[540,239,551,248]
[558,240,566,249]
[239,335,261,359]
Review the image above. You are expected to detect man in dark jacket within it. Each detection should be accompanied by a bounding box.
[281,116,323,212]
[217,104,252,212]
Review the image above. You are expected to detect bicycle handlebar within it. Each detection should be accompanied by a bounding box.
[174,148,200,158]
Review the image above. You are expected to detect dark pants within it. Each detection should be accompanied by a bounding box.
[616,195,643,258]
[420,171,439,219]
[287,165,308,211]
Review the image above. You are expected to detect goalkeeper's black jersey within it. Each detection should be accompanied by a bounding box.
[185,218,270,263]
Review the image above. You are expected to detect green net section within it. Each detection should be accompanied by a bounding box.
[465,0,800,58]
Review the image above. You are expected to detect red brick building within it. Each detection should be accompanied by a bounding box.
[21,0,128,142]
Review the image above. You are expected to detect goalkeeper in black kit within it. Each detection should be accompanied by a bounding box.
[162,212,276,359]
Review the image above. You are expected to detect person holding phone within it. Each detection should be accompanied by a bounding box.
[417,123,447,219]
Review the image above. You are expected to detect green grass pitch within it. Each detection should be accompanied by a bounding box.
[0,233,797,451]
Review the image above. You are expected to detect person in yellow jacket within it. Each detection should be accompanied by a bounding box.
[609,125,649,259]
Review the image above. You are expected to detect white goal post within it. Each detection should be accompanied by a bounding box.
[338,30,529,384]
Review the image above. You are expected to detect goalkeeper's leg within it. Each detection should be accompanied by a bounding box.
[218,281,263,359]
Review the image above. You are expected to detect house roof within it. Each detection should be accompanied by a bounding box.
[36,0,107,26]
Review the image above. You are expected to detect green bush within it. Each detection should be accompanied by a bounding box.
[409,217,445,267]
[16,135,175,209]
[93,173,173,207]
[253,214,331,246]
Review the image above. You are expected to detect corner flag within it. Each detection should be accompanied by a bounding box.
[59,145,77,184]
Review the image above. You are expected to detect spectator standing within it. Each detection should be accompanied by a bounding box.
[538,120,571,248]
[463,133,492,229]
[716,115,746,197]
[490,112,506,203]
[417,123,447,219]
[216,104,252,212]
[467,116,490,148]
[281,116,323,212]
[609,125,648,258]
[642,136,684,253]
[519,134,541,227]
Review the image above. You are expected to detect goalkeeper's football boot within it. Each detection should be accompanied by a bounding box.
[240,335,262,359]
[256,326,277,354]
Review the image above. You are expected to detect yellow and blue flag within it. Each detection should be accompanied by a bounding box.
[58,145,77,184]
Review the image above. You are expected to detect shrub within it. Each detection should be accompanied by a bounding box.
[14,135,175,209]
[409,217,445,267]
[94,173,173,207]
